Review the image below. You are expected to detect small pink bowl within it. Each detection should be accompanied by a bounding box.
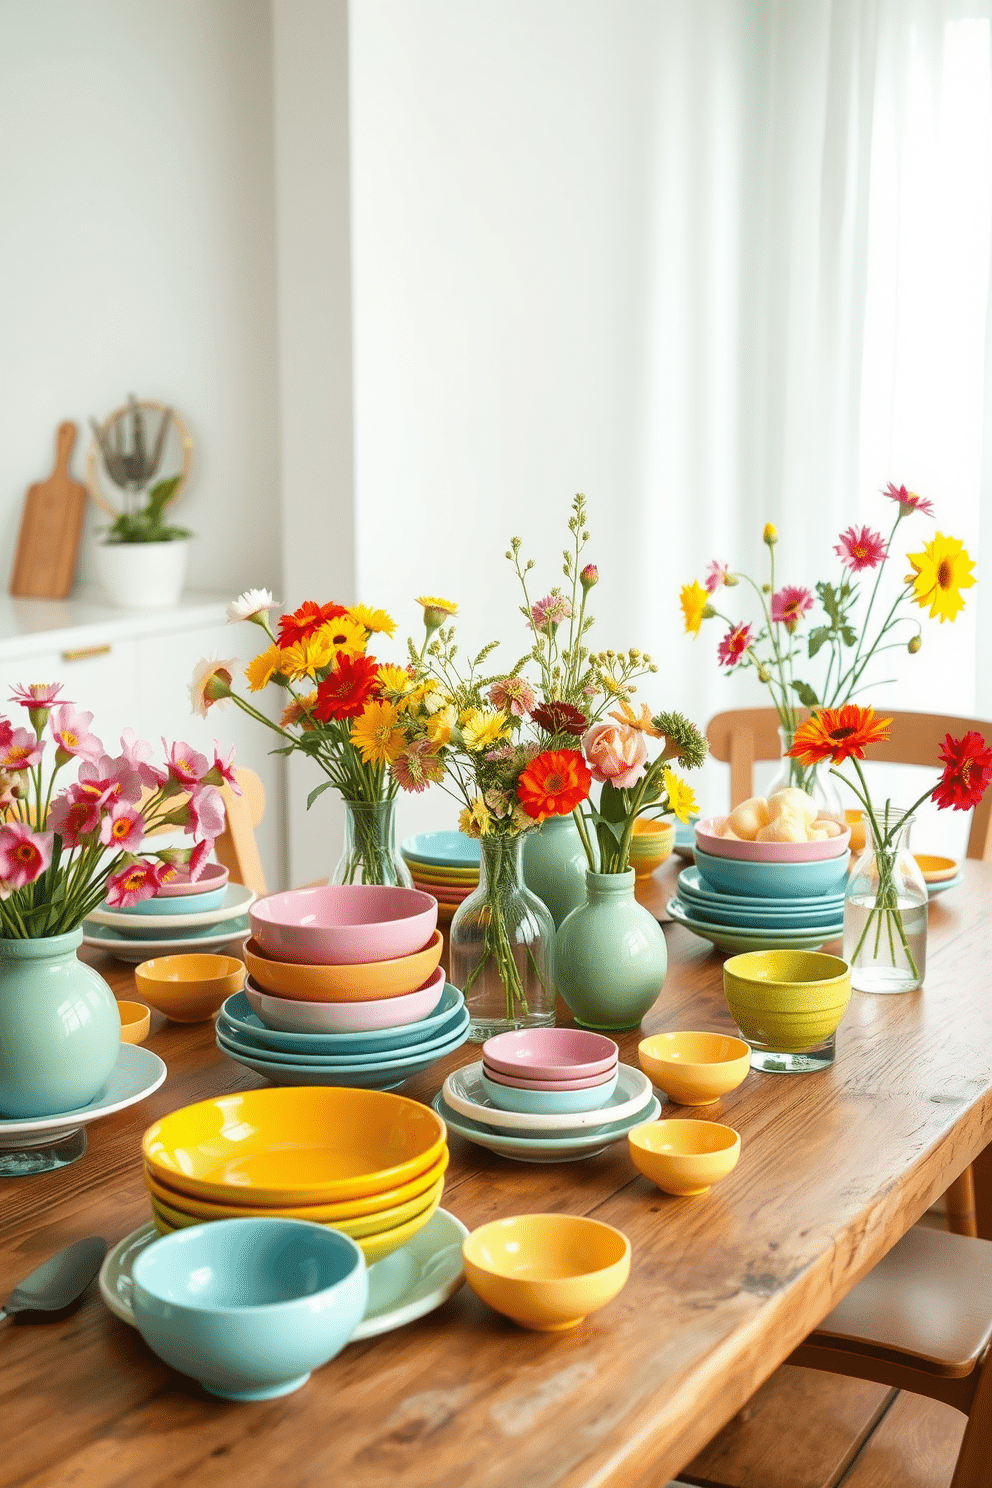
[694,816,851,863]
[482,1028,619,1082]
[245,966,446,1034]
[154,862,230,898]
[482,1061,618,1092]
[250,885,438,966]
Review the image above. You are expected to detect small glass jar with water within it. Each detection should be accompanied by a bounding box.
[843,810,928,993]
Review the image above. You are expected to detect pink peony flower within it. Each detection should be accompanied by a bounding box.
[105,859,162,908]
[99,801,146,853]
[50,705,104,764]
[582,721,649,788]
[119,728,167,789]
[187,785,225,841]
[717,622,753,668]
[0,726,43,771]
[0,822,53,889]
[48,785,111,847]
[487,677,536,718]
[704,560,730,593]
[771,586,815,629]
[530,594,573,631]
[834,525,888,572]
[164,739,210,789]
[203,741,240,794]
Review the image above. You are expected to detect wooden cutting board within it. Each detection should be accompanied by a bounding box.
[9,421,88,599]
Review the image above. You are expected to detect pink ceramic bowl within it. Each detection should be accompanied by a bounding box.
[250,885,438,966]
[482,1028,619,1082]
[244,966,446,1034]
[482,1060,618,1092]
[694,816,851,863]
[155,862,230,898]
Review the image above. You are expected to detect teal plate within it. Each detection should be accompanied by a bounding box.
[677,866,846,914]
[433,1091,663,1163]
[221,983,459,1054]
[667,898,842,954]
[928,874,963,897]
[401,831,480,869]
[215,1005,471,1066]
[217,1020,469,1087]
[82,917,250,963]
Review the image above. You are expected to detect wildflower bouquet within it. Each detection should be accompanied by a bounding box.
[788,705,992,989]
[680,485,976,798]
[0,684,231,938]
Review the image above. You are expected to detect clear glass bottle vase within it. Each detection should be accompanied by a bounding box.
[450,835,556,1042]
[843,810,928,993]
[330,799,413,888]
[768,725,845,821]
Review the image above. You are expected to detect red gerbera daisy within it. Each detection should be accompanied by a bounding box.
[788,705,892,766]
[883,482,934,518]
[834,525,888,572]
[531,701,588,737]
[771,585,814,629]
[517,749,592,821]
[277,600,348,647]
[313,652,381,722]
[931,731,992,812]
[717,622,752,668]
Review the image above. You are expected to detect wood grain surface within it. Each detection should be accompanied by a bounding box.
[2,858,991,1488]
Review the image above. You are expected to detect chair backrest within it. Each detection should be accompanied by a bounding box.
[213,767,267,897]
[706,707,992,860]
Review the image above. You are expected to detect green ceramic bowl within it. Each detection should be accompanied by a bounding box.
[722,950,851,1053]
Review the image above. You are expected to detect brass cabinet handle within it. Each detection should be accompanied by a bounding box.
[61,645,112,663]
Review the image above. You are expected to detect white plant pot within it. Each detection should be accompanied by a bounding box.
[95,540,189,609]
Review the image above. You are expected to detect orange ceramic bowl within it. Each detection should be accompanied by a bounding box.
[134,954,245,1022]
[243,930,443,1003]
[117,999,151,1045]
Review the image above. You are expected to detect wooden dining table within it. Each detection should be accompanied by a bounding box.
[3,857,992,1488]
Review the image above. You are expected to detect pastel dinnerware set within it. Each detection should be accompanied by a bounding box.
[401,831,480,923]
[220,885,469,1088]
[83,863,256,963]
[438,1028,661,1163]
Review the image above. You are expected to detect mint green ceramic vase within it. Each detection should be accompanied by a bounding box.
[554,870,668,1031]
[0,930,121,1118]
[521,814,590,928]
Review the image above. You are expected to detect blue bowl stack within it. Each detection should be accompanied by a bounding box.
[666,841,848,953]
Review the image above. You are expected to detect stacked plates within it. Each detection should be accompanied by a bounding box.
[83,866,254,963]
[401,832,480,923]
[668,863,846,954]
[142,1087,451,1266]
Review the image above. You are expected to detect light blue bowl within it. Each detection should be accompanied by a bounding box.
[131,1218,367,1401]
[694,845,849,901]
[222,983,461,1055]
[401,831,480,869]
[111,886,228,917]
[216,1017,471,1088]
[481,1067,619,1114]
[215,1004,471,1066]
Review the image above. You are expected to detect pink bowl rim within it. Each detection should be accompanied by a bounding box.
[694,816,851,863]
[244,965,446,1030]
[482,1027,619,1081]
[482,1060,618,1092]
[154,862,230,898]
[251,883,437,932]
[243,929,443,979]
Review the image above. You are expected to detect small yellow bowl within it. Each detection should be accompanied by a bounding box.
[243,930,443,1003]
[845,809,866,855]
[134,954,245,1022]
[722,949,851,1053]
[116,999,151,1045]
[628,819,676,877]
[638,1031,751,1106]
[628,1119,741,1196]
[914,853,959,884]
[462,1214,631,1331]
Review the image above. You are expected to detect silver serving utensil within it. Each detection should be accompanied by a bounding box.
[1,1237,107,1326]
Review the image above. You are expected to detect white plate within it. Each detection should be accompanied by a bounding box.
[442,1062,653,1132]
[434,1091,663,1163]
[0,1045,166,1144]
[82,918,250,963]
[100,1208,468,1339]
[86,883,255,931]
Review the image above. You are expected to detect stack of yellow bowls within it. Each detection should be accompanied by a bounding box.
[141,1087,449,1265]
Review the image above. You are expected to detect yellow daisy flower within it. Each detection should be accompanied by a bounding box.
[426,703,457,746]
[416,595,459,635]
[662,767,698,824]
[350,700,406,765]
[679,580,710,636]
[348,604,396,637]
[313,615,368,655]
[458,796,492,839]
[245,644,284,692]
[905,531,976,623]
[278,633,334,681]
[460,709,510,752]
[376,664,412,700]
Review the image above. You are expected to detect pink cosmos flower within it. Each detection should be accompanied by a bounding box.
[0,822,53,889]
[488,677,536,718]
[203,741,240,794]
[883,482,934,517]
[9,682,71,709]
[78,754,144,806]
[530,594,573,631]
[704,560,731,593]
[164,739,210,789]
[0,726,44,771]
[582,721,649,789]
[0,718,12,751]
[771,586,815,629]
[834,525,888,572]
[50,705,104,764]
[187,837,214,880]
[120,729,167,789]
[105,859,162,909]
[187,785,225,841]
[99,801,146,853]
[155,841,213,882]
[48,785,112,847]
[717,622,753,668]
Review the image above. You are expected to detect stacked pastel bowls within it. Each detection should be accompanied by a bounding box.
[437,1029,661,1163]
[401,832,480,924]
[142,1087,450,1265]
[666,816,850,954]
[84,864,255,962]
[219,885,468,1088]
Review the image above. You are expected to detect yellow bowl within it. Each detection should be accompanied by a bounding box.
[722,949,851,1053]
[150,1171,444,1239]
[628,1118,741,1195]
[462,1214,631,1331]
[143,1086,448,1205]
[638,1031,751,1106]
[402,860,479,885]
[628,819,676,877]
[134,954,245,1022]
[116,999,151,1045]
[845,809,866,854]
[243,930,443,1003]
[914,853,958,884]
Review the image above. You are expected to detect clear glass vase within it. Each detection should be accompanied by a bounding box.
[768,725,845,821]
[450,835,556,1042]
[330,799,413,888]
[843,810,928,993]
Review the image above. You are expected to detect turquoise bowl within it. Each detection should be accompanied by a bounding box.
[111,886,228,917]
[223,984,463,1055]
[694,845,849,901]
[481,1068,619,1114]
[131,1217,368,1400]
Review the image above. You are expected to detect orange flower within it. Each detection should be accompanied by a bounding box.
[517,749,592,821]
[788,705,892,766]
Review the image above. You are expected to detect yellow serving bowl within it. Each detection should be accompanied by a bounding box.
[722,949,852,1053]
[150,1171,444,1240]
[143,1087,448,1205]
[243,931,443,1003]
[638,1031,751,1106]
[914,853,958,884]
[462,1214,631,1331]
[628,1118,741,1196]
[134,954,245,1022]
[116,999,151,1045]
[628,819,676,877]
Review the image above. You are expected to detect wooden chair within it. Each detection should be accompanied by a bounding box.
[213,768,267,898]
